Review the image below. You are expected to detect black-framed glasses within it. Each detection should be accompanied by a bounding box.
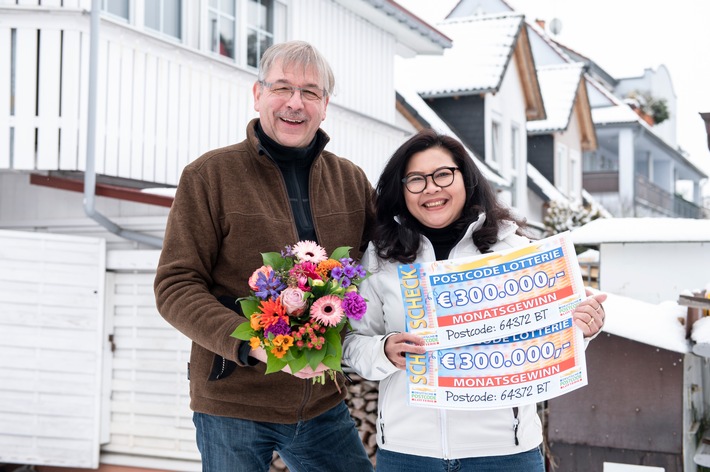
[402,166,459,194]
[259,80,325,102]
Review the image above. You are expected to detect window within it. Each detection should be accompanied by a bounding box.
[209,0,237,59]
[103,0,129,19]
[247,0,274,68]
[569,149,581,198]
[510,124,520,172]
[556,143,569,194]
[208,1,286,67]
[490,121,500,167]
[145,0,182,39]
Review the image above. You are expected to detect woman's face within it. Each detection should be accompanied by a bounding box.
[403,147,466,229]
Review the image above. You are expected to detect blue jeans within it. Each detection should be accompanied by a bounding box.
[376,447,545,472]
[193,401,373,472]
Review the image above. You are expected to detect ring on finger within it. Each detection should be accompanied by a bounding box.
[587,318,595,327]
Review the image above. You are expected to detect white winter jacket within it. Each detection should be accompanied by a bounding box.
[342,215,543,459]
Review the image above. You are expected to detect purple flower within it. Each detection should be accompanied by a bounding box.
[342,292,367,321]
[332,258,366,288]
[264,318,291,337]
[254,271,286,300]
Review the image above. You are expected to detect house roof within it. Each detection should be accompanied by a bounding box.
[394,83,509,187]
[526,162,565,202]
[527,63,585,133]
[570,217,710,245]
[335,0,453,55]
[395,12,545,120]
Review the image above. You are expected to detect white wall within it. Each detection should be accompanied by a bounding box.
[599,242,710,304]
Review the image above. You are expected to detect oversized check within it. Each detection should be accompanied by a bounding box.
[398,232,585,349]
[406,316,587,409]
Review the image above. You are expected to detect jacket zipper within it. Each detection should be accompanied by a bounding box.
[214,357,226,380]
[440,409,450,459]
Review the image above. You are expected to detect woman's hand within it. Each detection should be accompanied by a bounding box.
[384,332,427,370]
[573,288,608,337]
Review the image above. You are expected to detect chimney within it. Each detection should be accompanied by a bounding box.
[536,19,546,30]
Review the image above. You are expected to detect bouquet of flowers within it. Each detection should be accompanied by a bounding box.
[230,240,368,384]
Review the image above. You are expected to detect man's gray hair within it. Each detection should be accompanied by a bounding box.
[257,40,335,97]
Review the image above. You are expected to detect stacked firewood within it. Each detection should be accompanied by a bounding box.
[270,373,379,471]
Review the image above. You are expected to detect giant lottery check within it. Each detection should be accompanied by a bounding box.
[405,316,587,409]
[398,232,586,349]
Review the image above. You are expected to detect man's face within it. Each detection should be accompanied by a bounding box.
[253,60,329,148]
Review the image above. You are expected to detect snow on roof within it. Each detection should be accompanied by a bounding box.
[526,162,566,201]
[142,187,177,198]
[395,81,509,187]
[599,290,689,354]
[397,12,524,97]
[570,217,710,245]
[527,63,585,134]
[591,104,641,125]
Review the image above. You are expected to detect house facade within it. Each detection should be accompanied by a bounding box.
[449,0,708,220]
[395,11,547,228]
[0,1,450,470]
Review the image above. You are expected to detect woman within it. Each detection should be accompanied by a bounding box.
[342,129,606,471]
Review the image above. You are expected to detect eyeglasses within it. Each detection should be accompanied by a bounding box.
[402,166,459,194]
[259,80,325,102]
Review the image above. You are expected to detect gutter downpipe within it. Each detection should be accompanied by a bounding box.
[84,0,163,249]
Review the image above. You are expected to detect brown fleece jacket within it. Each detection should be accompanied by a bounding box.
[154,119,375,422]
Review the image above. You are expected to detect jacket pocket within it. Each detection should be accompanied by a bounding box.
[208,354,237,381]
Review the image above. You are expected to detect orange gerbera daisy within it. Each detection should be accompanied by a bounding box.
[316,259,342,280]
[270,334,294,359]
[258,298,288,329]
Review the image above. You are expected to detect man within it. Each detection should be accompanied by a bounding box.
[154,40,374,472]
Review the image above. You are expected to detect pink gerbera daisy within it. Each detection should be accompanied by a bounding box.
[310,294,345,327]
[292,240,328,264]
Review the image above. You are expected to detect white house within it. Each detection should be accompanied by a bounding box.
[394,11,547,226]
[0,1,451,470]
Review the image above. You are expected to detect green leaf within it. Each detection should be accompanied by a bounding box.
[288,354,309,374]
[322,354,341,371]
[306,347,327,370]
[264,351,288,374]
[239,298,260,317]
[262,251,285,269]
[230,322,256,341]
[324,329,343,358]
[330,246,352,261]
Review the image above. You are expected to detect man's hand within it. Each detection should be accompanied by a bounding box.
[249,346,329,378]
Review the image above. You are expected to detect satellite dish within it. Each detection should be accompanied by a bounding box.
[549,18,563,35]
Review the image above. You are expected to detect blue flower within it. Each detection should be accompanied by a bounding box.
[254,271,286,300]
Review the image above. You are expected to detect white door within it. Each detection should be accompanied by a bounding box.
[0,230,107,468]
[101,252,199,467]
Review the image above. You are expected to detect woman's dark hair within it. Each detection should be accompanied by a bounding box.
[373,128,526,264]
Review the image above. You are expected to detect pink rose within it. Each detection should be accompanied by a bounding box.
[248,265,273,291]
[280,287,308,316]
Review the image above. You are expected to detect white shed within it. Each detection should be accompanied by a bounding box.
[569,218,710,304]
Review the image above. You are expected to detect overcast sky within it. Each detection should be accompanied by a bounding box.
[397,0,710,186]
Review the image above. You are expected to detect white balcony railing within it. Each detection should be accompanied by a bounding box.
[1,5,258,186]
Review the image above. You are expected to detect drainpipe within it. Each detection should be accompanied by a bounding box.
[84,0,163,249]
